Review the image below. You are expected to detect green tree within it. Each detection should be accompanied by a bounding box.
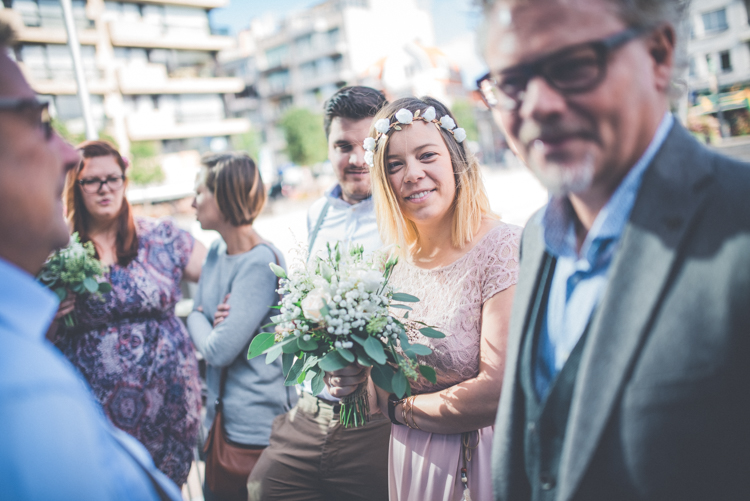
[231,128,262,160]
[279,107,327,166]
[129,140,165,186]
[450,99,479,142]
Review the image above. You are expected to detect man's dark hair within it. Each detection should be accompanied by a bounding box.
[323,86,387,137]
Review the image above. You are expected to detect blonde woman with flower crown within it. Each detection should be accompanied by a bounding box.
[326,96,520,501]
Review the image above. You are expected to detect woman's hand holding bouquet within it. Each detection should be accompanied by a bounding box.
[248,242,444,427]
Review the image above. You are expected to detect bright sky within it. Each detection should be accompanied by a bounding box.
[209,0,488,87]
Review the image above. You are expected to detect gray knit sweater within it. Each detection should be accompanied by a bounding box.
[187,239,296,446]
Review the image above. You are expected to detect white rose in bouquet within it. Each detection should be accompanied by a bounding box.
[301,287,328,322]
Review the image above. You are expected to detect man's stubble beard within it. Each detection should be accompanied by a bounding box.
[528,152,595,197]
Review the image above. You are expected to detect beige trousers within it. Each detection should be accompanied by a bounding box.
[247,391,391,501]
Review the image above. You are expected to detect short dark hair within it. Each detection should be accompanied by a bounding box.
[0,17,16,49]
[200,152,266,226]
[323,86,387,137]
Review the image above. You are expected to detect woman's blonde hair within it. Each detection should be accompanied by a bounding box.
[369,96,495,254]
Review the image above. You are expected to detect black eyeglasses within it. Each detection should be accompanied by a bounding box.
[477,27,650,110]
[0,98,53,140]
[78,175,125,194]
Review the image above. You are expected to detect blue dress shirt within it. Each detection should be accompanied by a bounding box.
[534,113,674,399]
[0,258,182,501]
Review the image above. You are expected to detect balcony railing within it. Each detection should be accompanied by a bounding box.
[108,22,234,51]
[126,113,250,141]
[117,63,244,94]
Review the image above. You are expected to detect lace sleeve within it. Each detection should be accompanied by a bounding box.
[480,223,522,303]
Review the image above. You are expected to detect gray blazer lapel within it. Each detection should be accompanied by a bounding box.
[557,123,715,501]
[494,214,547,500]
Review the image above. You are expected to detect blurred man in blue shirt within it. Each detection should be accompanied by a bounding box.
[0,20,182,501]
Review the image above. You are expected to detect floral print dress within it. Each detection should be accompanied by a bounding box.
[55,217,202,486]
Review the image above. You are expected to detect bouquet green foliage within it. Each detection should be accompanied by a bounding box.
[37,233,112,327]
[248,242,444,428]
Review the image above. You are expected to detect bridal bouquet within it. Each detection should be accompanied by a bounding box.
[37,233,112,327]
[248,243,444,427]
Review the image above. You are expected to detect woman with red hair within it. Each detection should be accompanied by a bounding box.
[52,140,207,487]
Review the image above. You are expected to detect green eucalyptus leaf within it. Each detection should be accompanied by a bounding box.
[419,327,446,338]
[391,292,419,302]
[54,287,68,301]
[405,343,433,356]
[282,352,295,376]
[390,304,413,311]
[248,332,275,359]
[370,364,395,393]
[265,343,283,364]
[285,357,305,386]
[310,369,325,396]
[297,337,319,351]
[351,334,367,346]
[419,365,437,384]
[98,282,112,294]
[363,337,387,365]
[318,350,349,372]
[354,345,375,367]
[391,369,409,398]
[269,262,287,279]
[83,277,99,293]
[282,337,300,354]
[336,347,355,363]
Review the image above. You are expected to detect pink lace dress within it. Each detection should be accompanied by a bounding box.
[388,222,521,501]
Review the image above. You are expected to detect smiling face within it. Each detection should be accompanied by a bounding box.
[0,52,80,273]
[385,120,456,227]
[328,116,373,204]
[483,0,673,197]
[77,155,125,224]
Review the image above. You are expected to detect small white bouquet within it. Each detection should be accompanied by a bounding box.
[37,233,112,327]
[248,243,444,427]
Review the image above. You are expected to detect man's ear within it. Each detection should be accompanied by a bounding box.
[648,24,676,93]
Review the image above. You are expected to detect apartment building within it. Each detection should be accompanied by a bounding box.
[220,0,435,165]
[686,0,750,133]
[2,0,249,157]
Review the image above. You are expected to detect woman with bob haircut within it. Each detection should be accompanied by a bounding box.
[187,152,295,501]
[53,139,206,486]
[327,96,521,501]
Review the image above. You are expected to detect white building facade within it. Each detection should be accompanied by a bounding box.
[2,0,249,157]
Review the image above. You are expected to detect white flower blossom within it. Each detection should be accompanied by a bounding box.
[439,115,456,130]
[364,150,374,167]
[301,288,328,322]
[375,118,391,134]
[422,106,436,122]
[453,128,467,143]
[395,108,413,124]
[363,137,376,151]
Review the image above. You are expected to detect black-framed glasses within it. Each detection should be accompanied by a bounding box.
[477,26,650,110]
[0,98,53,140]
[78,175,125,194]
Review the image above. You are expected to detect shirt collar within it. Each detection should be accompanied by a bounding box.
[542,112,674,262]
[0,257,59,342]
[325,184,373,210]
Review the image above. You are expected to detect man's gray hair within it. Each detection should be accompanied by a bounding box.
[479,0,691,98]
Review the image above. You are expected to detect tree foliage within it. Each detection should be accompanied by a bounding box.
[279,107,327,166]
[450,99,479,143]
[129,141,165,186]
[231,128,262,160]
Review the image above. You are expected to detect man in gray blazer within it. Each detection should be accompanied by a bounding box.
[477,0,750,499]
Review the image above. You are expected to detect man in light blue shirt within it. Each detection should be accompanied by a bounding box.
[0,23,181,501]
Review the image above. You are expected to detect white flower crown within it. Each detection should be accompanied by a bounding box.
[363,106,466,167]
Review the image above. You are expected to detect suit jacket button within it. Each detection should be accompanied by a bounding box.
[540,473,556,490]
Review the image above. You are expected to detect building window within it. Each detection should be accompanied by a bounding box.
[702,8,728,34]
[689,57,697,77]
[720,50,732,72]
